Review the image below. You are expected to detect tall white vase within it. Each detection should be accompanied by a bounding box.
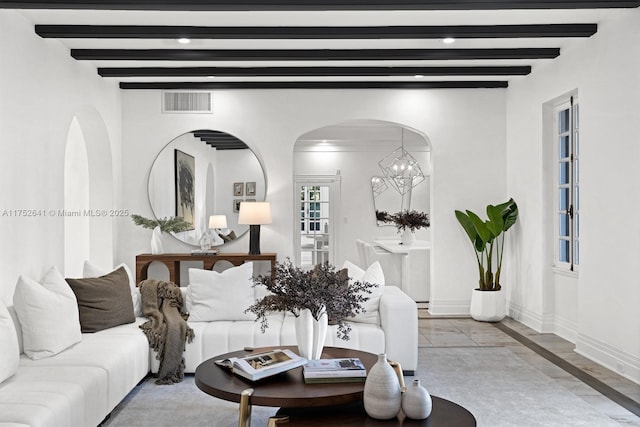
[400,229,416,246]
[294,308,327,360]
[311,310,328,360]
[363,353,402,420]
[150,226,164,255]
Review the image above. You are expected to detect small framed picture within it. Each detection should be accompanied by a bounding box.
[246,198,256,203]
[233,182,244,196]
[246,181,256,196]
[233,199,243,213]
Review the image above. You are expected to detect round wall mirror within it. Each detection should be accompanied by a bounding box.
[148,129,266,247]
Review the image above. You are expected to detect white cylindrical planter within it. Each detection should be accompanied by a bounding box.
[363,354,402,420]
[469,288,506,322]
[402,379,433,420]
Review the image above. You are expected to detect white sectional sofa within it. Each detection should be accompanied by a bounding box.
[0,261,418,427]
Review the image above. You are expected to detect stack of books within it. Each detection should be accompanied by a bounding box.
[302,357,367,384]
[215,348,307,382]
[190,249,218,256]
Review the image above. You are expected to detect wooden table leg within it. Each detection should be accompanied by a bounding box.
[238,388,253,427]
[267,416,289,426]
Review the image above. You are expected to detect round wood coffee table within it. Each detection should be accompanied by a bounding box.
[195,346,476,426]
[195,346,378,408]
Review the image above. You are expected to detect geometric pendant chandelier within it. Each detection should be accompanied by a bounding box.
[378,129,426,195]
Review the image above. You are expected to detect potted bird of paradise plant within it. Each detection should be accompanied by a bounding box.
[454,198,518,321]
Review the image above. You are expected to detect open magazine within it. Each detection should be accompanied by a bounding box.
[215,349,307,381]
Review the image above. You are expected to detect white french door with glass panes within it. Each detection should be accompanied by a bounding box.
[294,175,340,270]
[555,98,579,271]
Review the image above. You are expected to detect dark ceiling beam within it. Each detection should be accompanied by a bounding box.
[99,65,531,77]
[119,81,509,90]
[73,48,560,61]
[2,0,639,10]
[36,24,598,39]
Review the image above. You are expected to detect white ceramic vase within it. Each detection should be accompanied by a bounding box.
[469,288,506,322]
[294,307,327,360]
[150,226,164,255]
[400,229,416,246]
[363,353,402,420]
[402,379,433,420]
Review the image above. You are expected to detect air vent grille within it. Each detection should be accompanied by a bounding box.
[162,91,212,113]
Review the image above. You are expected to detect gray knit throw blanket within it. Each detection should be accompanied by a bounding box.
[139,279,194,385]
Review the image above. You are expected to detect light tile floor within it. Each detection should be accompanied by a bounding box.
[418,311,640,425]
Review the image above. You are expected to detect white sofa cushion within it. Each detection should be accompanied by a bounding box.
[83,261,142,317]
[0,366,108,427]
[0,303,19,384]
[18,320,149,412]
[13,266,82,360]
[187,262,255,322]
[343,260,385,325]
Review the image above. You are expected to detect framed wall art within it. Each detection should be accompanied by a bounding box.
[233,199,243,213]
[234,182,244,196]
[174,149,195,228]
[246,181,256,196]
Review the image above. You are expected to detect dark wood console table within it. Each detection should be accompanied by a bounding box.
[135,253,276,285]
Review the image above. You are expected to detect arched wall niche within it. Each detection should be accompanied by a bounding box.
[63,108,114,275]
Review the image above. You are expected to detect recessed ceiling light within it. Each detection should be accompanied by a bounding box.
[207,76,215,79]
[414,74,424,78]
[443,37,456,44]
[177,38,191,44]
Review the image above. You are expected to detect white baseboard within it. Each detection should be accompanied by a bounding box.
[507,302,555,333]
[575,333,640,385]
[553,315,578,344]
[508,303,639,385]
[428,299,470,316]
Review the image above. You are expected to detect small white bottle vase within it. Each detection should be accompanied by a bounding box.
[150,226,164,255]
[363,353,402,420]
[402,379,433,420]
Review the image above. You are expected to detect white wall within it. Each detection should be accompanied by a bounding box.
[506,9,640,383]
[0,11,122,304]
[118,88,506,315]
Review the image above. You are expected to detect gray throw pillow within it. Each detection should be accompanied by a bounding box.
[66,267,135,333]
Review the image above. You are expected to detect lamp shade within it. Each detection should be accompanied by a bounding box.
[209,215,227,229]
[238,202,272,225]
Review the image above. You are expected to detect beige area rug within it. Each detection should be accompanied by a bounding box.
[103,347,622,427]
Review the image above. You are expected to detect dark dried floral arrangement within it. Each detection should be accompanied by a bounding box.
[245,258,377,340]
[378,209,430,232]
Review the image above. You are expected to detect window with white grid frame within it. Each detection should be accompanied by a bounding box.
[556,97,579,270]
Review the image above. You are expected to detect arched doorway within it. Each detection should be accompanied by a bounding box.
[293,119,432,303]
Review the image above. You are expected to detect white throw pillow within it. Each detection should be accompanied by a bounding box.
[187,262,255,322]
[83,261,142,317]
[13,266,82,360]
[0,303,19,383]
[343,260,385,325]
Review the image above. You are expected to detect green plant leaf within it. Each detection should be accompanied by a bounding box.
[495,198,518,231]
[486,204,504,237]
[455,210,478,244]
[466,210,492,244]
